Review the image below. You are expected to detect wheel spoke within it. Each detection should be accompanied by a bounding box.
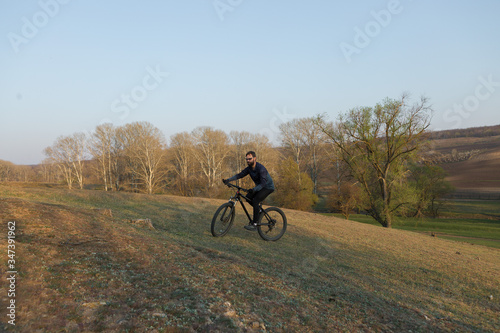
[257,208,287,241]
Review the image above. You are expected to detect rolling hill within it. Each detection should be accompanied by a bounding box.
[0,184,498,332]
[428,129,500,197]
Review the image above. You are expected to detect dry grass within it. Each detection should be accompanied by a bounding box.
[0,184,499,332]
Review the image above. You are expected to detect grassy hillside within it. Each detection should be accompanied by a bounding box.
[1,184,499,332]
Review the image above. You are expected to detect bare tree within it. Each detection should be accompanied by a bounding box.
[250,133,275,168]
[118,122,167,194]
[117,125,141,191]
[110,131,125,191]
[278,119,306,198]
[315,95,432,228]
[89,123,125,191]
[90,123,116,191]
[169,131,196,196]
[38,158,58,183]
[191,127,230,193]
[280,117,329,193]
[0,160,14,182]
[44,133,88,189]
[44,144,73,188]
[279,119,304,166]
[299,117,329,194]
[71,133,88,189]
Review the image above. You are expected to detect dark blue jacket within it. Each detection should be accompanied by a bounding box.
[228,162,275,191]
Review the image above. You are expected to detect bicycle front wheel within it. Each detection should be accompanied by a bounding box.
[211,202,235,237]
[257,207,287,241]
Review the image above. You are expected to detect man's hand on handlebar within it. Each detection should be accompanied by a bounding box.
[221,180,251,193]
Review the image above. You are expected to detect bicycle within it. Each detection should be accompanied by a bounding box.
[211,182,287,241]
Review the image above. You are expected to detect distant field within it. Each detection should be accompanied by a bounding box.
[1,184,499,332]
[430,135,500,192]
[431,135,500,152]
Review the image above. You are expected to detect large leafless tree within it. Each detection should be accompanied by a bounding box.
[44,132,88,189]
[90,123,116,191]
[279,117,328,194]
[118,122,167,194]
[191,127,230,192]
[169,131,196,196]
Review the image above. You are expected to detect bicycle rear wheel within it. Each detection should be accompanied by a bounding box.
[257,207,287,241]
[211,202,235,237]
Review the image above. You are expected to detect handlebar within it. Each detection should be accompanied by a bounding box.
[224,182,249,192]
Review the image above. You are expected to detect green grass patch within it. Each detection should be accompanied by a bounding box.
[323,199,500,248]
[441,199,500,217]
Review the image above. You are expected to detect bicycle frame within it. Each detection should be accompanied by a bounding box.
[213,181,287,241]
[226,183,269,226]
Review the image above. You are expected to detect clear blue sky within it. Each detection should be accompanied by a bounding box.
[1,0,500,165]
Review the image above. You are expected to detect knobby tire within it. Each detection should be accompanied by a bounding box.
[211,202,235,237]
[257,207,287,241]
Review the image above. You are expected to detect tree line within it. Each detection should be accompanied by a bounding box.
[2,95,456,227]
[40,120,322,210]
[430,124,500,140]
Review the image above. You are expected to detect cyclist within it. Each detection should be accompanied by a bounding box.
[223,151,275,230]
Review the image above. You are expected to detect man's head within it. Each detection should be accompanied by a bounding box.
[246,151,257,167]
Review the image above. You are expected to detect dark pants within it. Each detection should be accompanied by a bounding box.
[246,188,274,224]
